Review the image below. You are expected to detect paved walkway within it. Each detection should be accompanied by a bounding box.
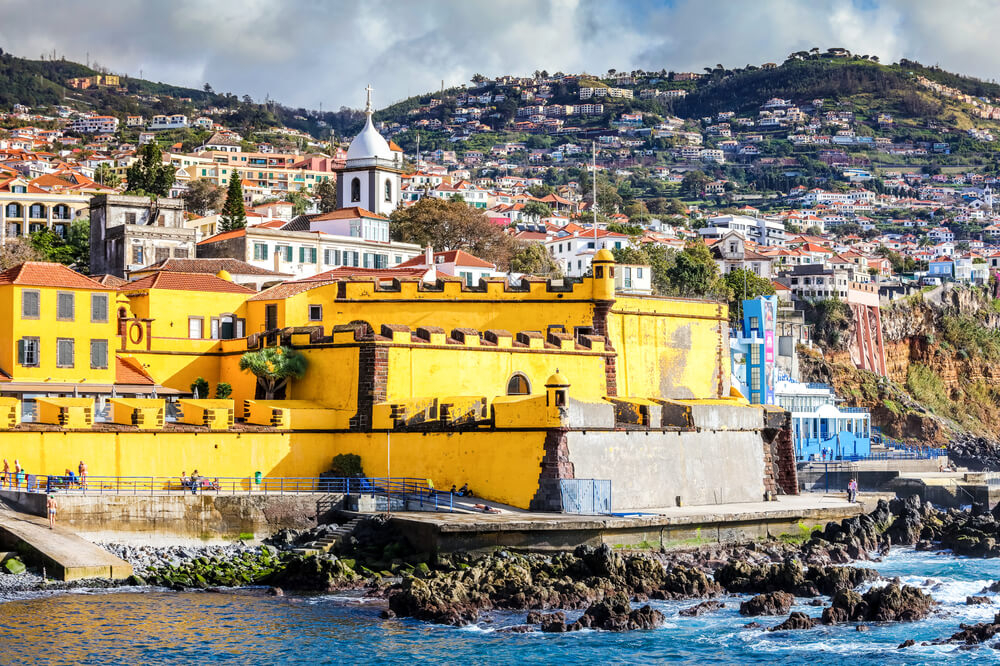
[0,507,132,581]
[388,492,863,532]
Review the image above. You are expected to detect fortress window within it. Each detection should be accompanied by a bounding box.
[595,266,603,279]
[507,373,531,396]
[385,179,393,202]
[308,305,323,321]
[351,177,361,202]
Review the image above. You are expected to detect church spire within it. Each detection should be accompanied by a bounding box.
[365,84,374,116]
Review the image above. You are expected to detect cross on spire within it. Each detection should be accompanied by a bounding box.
[365,84,374,114]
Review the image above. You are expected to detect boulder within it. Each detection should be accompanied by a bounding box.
[770,612,817,631]
[967,596,991,605]
[740,591,794,616]
[679,600,725,617]
[3,558,25,575]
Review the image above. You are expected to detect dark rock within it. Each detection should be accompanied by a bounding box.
[679,600,724,617]
[266,586,284,597]
[946,612,1000,645]
[856,624,870,632]
[539,611,567,633]
[379,609,395,619]
[770,612,817,631]
[968,596,992,605]
[580,594,664,631]
[822,584,933,624]
[501,625,534,633]
[743,622,762,629]
[740,591,794,617]
[898,639,916,649]
[525,611,544,624]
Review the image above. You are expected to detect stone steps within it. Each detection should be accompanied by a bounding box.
[292,518,362,556]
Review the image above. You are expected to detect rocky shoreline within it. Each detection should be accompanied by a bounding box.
[2,496,1000,642]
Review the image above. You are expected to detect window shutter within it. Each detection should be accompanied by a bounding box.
[17,339,24,365]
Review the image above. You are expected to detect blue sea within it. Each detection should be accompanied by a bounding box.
[1,549,1000,664]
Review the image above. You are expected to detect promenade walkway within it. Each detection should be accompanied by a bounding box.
[0,505,132,581]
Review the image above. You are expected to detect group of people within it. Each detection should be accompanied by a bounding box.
[449,483,472,497]
[0,460,86,491]
[180,470,220,493]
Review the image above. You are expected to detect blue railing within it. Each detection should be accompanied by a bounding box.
[0,475,454,510]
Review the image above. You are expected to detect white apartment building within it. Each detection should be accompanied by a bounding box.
[69,115,120,134]
[698,214,788,247]
[149,114,189,130]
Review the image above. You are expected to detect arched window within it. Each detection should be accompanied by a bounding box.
[5,203,22,218]
[53,204,70,220]
[506,373,531,396]
[29,204,45,219]
[384,178,392,202]
[350,177,361,202]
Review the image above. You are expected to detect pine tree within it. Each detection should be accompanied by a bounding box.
[220,176,247,231]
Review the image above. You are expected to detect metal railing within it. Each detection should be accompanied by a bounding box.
[0,475,452,508]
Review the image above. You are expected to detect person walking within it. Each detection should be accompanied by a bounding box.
[2,459,8,489]
[13,460,21,489]
[78,460,88,489]
[46,495,57,529]
[847,478,858,503]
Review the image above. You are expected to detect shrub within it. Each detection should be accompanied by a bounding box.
[329,454,364,478]
[215,382,232,399]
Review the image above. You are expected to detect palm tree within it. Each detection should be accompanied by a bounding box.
[239,346,307,400]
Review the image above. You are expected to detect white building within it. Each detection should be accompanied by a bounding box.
[698,214,787,247]
[69,115,120,134]
[336,87,404,217]
[149,114,189,130]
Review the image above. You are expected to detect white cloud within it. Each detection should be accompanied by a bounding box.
[2,0,1000,111]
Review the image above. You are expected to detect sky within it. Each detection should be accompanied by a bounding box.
[1,0,999,112]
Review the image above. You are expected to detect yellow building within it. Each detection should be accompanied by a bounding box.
[0,253,795,511]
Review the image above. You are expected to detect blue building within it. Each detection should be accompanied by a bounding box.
[730,296,872,460]
[729,296,778,405]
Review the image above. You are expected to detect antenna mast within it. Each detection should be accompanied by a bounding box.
[592,141,597,240]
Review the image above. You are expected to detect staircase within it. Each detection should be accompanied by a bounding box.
[292,517,362,557]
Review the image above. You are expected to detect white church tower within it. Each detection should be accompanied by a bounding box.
[336,85,404,216]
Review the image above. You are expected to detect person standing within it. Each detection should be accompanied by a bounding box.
[13,460,21,489]
[847,478,858,503]
[46,495,57,529]
[2,459,8,489]
[78,460,87,489]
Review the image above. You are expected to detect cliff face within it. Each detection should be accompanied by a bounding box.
[800,285,1000,447]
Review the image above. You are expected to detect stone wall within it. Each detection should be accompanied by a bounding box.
[565,429,767,509]
[0,491,338,541]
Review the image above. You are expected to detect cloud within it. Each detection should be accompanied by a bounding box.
[1,0,999,112]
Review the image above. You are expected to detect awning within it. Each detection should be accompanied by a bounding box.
[0,382,181,395]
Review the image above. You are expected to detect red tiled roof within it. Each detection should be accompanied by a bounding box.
[248,280,336,301]
[131,258,290,277]
[116,356,154,385]
[305,267,430,281]
[197,228,247,245]
[0,262,113,290]
[310,207,387,221]
[92,274,129,288]
[396,249,494,269]
[120,271,256,294]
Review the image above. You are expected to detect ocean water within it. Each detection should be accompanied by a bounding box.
[1,549,1000,664]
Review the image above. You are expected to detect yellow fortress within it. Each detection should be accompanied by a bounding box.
[0,254,796,511]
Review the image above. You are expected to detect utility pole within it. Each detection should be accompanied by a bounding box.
[592,141,598,241]
[416,132,420,164]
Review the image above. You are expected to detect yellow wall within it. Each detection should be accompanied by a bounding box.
[385,344,607,403]
[0,429,547,508]
[129,290,250,339]
[608,296,728,400]
[2,284,117,384]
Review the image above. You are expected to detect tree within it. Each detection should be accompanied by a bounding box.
[125,142,174,196]
[28,219,89,269]
[522,201,553,221]
[219,175,247,231]
[680,171,710,197]
[287,190,310,215]
[596,182,623,214]
[509,243,563,277]
[239,346,308,400]
[390,197,515,269]
[93,163,120,188]
[612,243,676,295]
[526,184,554,198]
[215,382,232,399]
[724,268,775,323]
[665,240,724,297]
[315,179,338,213]
[181,179,225,216]
[190,377,209,398]
[0,238,42,270]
